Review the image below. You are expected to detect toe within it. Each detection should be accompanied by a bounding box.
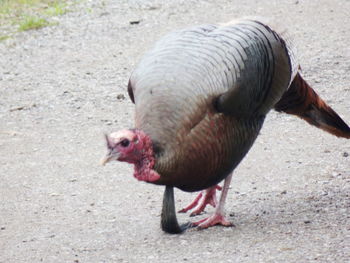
[196,214,234,229]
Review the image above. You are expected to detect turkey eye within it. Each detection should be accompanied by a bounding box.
[120,139,130,147]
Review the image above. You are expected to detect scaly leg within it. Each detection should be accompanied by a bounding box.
[179,185,222,216]
[192,173,234,229]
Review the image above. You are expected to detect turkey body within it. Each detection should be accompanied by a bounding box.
[129,19,293,192]
[103,18,350,233]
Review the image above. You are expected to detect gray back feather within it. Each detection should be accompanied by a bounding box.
[129,19,297,150]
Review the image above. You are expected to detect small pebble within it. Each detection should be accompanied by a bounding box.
[343,152,349,157]
[130,20,141,25]
[117,94,125,100]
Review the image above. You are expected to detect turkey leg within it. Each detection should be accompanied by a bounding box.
[179,185,222,216]
[192,173,234,229]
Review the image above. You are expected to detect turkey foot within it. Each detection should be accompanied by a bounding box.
[192,213,234,229]
[178,185,222,216]
[192,173,234,230]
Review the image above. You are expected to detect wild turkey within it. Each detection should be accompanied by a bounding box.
[101,18,350,234]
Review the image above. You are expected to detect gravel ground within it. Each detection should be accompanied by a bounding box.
[0,0,349,262]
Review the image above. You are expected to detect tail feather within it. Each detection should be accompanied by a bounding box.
[275,73,350,139]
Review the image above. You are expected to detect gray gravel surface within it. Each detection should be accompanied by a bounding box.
[0,0,349,262]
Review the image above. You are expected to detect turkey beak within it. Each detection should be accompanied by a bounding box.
[100,134,120,166]
[100,149,120,166]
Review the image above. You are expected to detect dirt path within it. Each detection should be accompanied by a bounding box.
[1,0,349,262]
